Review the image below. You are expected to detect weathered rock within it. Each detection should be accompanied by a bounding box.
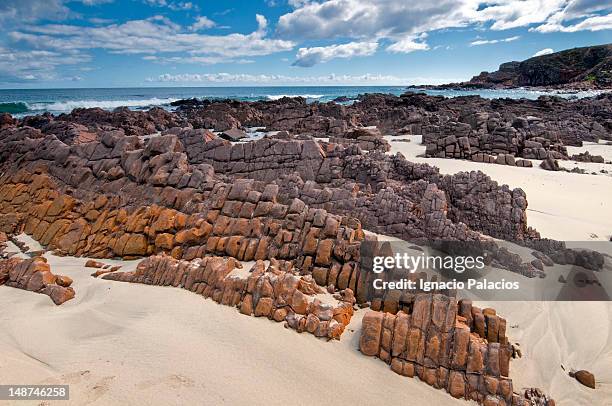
[220,128,248,142]
[571,370,596,389]
[359,294,554,406]
[0,257,75,305]
[103,255,354,339]
[540,157,561,171]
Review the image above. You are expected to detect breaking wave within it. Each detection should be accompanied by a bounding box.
[266,94,324,101]
[28,98,179,113]
[0,102,30,114]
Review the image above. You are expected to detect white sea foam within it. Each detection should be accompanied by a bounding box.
[266,94,324,101]
[29,98,179,113]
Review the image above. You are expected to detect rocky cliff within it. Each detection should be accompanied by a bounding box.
[439,44,612,89]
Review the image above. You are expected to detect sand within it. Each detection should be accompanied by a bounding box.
[385,135,612,242]
[481,301,612,406]
[0,242,465,406]
[2,246,610,405]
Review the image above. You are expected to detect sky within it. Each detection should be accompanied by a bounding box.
[0,0,610,88]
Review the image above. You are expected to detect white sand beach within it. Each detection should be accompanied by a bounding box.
[385,135,612,242]
[482,300,612,406]
[0,249,465,406]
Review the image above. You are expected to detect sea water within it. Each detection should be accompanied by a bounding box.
[0,86,607,117]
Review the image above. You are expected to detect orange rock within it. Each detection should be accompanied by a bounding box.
[240,294,254,315]
[46,195,75,217]
[174,212,187,229]
[151,208,176,233]
[26,270,56,292]
[290,289,309,314]
[56,275,73,287]
[122,234,148,256]
[272,307,288,322]
[175,228,197,245]
[305,314,319,333]
[44,285,75,305]
[254,297,273,317]
[315,239,333,265]
[155,233,174,250]
[448,371,466,399]
[360,311,384,356]
[303,228,319,255]
[85,259,105,268]
[93,195,108,210]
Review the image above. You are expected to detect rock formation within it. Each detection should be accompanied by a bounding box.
[103,254,356,339]
[360,294,555,406]
[170,92,612,147]
[433,44,612,89]
[0,256,75,304]
[0,99,593,405]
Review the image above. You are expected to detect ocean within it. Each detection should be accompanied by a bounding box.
[0,86,606,117]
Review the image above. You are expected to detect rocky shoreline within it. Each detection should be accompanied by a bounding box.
[424,44,612,91]
[1,91,609,405]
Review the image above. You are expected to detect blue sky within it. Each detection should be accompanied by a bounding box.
[0,0,610,88]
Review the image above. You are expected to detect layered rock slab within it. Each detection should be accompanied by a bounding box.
[0,256,75,305]
[359,293,554,406]
[103,254,356,339]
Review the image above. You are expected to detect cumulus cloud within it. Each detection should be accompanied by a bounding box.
[532,12,612,32]
[386,37,430,53]
[469,35,521,46]
[532,47,554,57]
[277,0,611,59]
[293,41,378,67]
[474,1,568,30]
[276,0,571,40]
[191,16,216,31]
[526,0,612,32]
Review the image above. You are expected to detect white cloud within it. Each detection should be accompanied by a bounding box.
[287,0,311,7]
[0,46,90,82]
[191,16,216,31]
[529,0,612,32]
[0,0,69,23]
[276,0,611,57]
[533,12,612,32]
[9,15,295,62]
[147,72,460,85]
[386,37,430,53]
[469,35,521,46]
[276,0,572,40]
[475,0,567,30]
[143,0,195,11]
[144,55,255,64]
[2,13,294,81]
[80,0,114,4]
[255,14,268,32]
[293,41,378,67]
[532,47,554,56]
